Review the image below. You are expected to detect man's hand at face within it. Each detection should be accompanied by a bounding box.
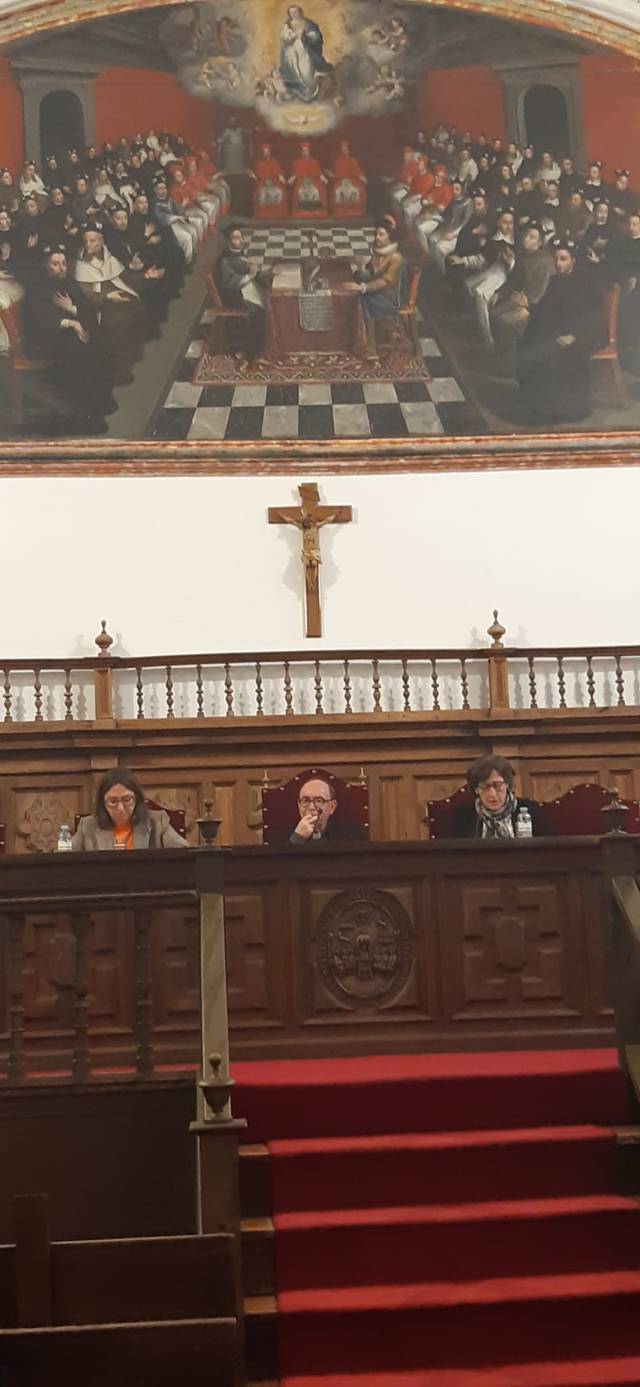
[294,809,321,839]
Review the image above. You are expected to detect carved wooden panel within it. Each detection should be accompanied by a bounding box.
[441,877,585,1022]
[13,789,84,854]
[304,883,424,1021]
[224,889,280,1027]
[526,771,603,803]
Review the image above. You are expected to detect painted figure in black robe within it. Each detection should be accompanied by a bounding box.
[105,206,170,336]
[517,241,606,424]
[25,246,115,433]
[128,192,185,297]
[610,211,640,373]
[214,224,270,362]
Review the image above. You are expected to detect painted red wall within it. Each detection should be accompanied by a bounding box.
[415,66,506,143]
[0,59,24,172]
[95,68,214,148]
[581,53,640,180]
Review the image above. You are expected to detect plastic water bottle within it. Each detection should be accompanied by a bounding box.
[515,807,533,839]
[57,824,73,852]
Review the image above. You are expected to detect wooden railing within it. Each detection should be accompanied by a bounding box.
[2,613,640,725]
[0,850,227,1108]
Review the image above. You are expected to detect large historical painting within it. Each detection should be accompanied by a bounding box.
[0,0,639,466]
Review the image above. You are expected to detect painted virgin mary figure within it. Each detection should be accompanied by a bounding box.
[279,4,332,103]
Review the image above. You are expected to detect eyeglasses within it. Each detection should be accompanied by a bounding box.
[105,795,135,809]
[298,796,332,808]
[478,779,506,792]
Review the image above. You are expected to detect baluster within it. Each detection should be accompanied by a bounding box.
[33,667,43,722]
[134,910,153,1080]
[614,654,626,707]
[165,664,174,718]
[372,658,382,712]
[196,663,204,718]
[431,657,440,712]
[556,655,566,709]
[283,660,293,715]
[343,658,352,714]
[401,658,411,712]
[3,668,12,722]
[7,915,26,1083]
[527,655,538,710]
[63,667,73,721]
[586,653,596,708]
[314,659,324,715]
[224,662,234,717]
[255,661,264,716]
[460,657,470,711]
[136,666,144,719]
[71,912,91,1083]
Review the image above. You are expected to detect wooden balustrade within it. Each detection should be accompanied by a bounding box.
[0,850,226,1101]
[2,612,640,726]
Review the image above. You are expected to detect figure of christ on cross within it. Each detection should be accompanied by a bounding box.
[268,483,353,637]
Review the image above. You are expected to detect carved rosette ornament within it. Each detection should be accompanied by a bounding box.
[316,888,411,1007]
[17,794,75,853]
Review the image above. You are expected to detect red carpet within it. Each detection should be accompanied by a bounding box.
[232,1050,640,1382]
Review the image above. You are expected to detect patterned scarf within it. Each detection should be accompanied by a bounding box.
[475,789,518,839]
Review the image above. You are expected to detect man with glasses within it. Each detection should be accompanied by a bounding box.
[289,775,363,844]
[451,754,546,839]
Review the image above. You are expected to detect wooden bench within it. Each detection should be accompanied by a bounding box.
[0,1318,238,1386]
[0,1195,240,1383]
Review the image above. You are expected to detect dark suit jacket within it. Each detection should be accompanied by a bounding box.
[289,816,365,845]
[450,797,547,840]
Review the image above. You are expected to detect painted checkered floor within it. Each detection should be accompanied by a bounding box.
[149,224,486,441]
[242,224,375,261]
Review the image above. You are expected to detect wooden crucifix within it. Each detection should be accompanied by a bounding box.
[268,483,352,638]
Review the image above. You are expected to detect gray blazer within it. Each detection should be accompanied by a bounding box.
[72,808,188,851]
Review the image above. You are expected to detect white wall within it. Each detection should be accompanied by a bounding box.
[2,468,640,657]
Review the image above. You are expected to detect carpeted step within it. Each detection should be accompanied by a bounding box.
[280,1361,640,1386]
[277,1270,640,1375]
[268,1124,619,1212]
[232,1051,627,1142]
[274,1194,640,1290]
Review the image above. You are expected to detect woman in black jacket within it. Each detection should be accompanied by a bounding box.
[452,754,545,839]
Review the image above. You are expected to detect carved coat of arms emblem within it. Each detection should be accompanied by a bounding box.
[316,888,411,1005]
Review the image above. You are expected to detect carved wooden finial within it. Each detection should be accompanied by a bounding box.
[487,609,506,648]
[262,768,271,789]
[197,799,222,847]
[94,620,113,658]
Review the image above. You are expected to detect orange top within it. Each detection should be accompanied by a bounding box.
[114,822,134,850]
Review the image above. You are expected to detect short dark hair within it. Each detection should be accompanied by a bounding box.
[466,755,515,793]
[95,768,147,827]
[225,223,243,242]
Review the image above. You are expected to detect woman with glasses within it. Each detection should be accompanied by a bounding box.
[72,768,187,850]
[451,755,545,839]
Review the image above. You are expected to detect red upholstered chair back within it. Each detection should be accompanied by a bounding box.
[261,768,368,846]
[542,782,640,835]
[426,785,471,839]
[0,823,6,854]
[74,799,186,838]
